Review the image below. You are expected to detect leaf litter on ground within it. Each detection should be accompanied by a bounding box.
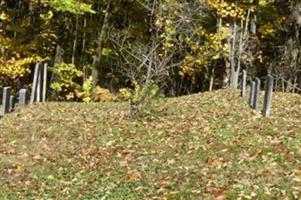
[0,90,300,199]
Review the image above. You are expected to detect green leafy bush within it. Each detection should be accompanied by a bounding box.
[118,82,160,115]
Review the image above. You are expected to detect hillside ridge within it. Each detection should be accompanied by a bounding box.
[0,90,300,199]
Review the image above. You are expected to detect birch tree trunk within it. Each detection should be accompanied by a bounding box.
[230,7,251,89]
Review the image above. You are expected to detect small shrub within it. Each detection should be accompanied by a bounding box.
[50,62,82,101]
[117,88,132,101]
[76,76,112,102]
[117,82,161,116]
[91,87,112,102]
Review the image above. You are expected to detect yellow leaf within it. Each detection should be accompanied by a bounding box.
[47,175,55,180]
[0,12,9,20]
[16,164,24,173]
[212,54,220,60]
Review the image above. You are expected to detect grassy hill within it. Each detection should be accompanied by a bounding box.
[0,90,300,199]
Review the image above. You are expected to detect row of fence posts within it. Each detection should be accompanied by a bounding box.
[0,64,293,118]
[240,70,274,118]
[1,63,47,116]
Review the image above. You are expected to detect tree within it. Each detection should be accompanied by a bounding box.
[280,0,301,91]
[0,0,300,101]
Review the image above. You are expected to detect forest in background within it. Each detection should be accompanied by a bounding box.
[0,0,300,103]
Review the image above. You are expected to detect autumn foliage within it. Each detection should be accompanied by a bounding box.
[0,0,300,99]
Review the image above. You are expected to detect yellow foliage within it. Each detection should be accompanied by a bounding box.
[180,30,227,77]
[0,36,11,48]
[259,0,268,6]
[0,56,43,79]
[212,54,220,60]
[76,87,113,102]
[219,26,230,38]
[91,87,112,102]
[0,12,10,21]
[118,88,132,101]
[181,65,195,76]
[207,0,249,20]
[258,15,285,39]
[258,23,277,38]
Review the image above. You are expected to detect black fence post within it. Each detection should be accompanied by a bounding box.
[2,87,11,115]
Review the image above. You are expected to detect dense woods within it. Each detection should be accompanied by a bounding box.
[0,0,300,102]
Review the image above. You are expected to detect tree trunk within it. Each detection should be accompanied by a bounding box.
[228,6,251,90]
[80,16,88,82]
[209,68,214,91]
[286,78,293,92]
[80,17,87,62]
[50,45,65,99]
[234,21,244,89]
[92,5,110,88]
[223,58,231,88]
[53,45,64,65]
[233,9,251,89]
[71,15,79,65]
[229,21,237,88]
[275,78,278,92]
[251,15,257,35]
[282,1,301,87]
[292,76,297,93]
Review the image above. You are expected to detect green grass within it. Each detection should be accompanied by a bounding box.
[0,90,300,199]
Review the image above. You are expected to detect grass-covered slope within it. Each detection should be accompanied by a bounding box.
[0,90,300,199]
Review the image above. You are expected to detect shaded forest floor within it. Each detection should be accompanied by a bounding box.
[0,90,300,199]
